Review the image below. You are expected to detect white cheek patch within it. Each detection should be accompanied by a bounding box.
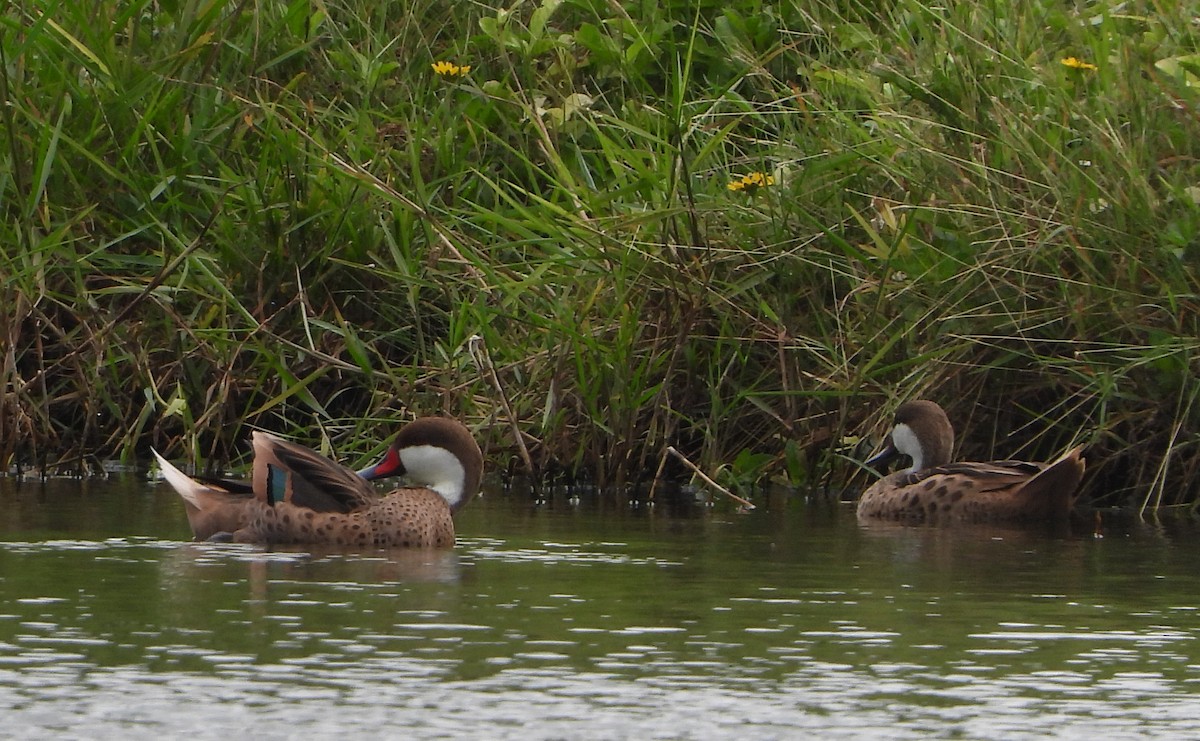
[891,423,924,473]
[400,445,467,507]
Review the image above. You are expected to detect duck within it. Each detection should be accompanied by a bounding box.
[857,400,1085,524]
[153,417,483,547]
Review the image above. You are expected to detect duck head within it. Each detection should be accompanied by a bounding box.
[866,400,955,473]
[357,417,483,512]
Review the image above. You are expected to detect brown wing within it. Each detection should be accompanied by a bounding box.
[905,460,1045,491]
[252,432,378,513]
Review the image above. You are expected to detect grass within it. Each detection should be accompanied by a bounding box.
[2,0,1199,509]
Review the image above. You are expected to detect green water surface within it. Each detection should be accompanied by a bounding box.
[0,476,1197,738]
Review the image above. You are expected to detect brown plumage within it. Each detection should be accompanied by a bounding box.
[226,488,457,548]
[154,417,483,547]
[857,400,1085,525]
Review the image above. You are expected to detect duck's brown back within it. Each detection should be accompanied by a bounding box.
[857,448,1085,525]
[231,487,455,548]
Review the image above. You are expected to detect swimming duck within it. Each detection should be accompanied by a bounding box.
[857,400,1085,524]
[153,417,483,547]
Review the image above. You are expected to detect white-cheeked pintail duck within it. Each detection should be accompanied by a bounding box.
[154,417,483,547]
[857,400,1085,525]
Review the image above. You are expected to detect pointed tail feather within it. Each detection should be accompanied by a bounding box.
[1022,446,1086,520]
[152,448,206,509]
[152,449,254,540]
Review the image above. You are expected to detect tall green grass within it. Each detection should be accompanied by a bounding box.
[2,0,1198,508]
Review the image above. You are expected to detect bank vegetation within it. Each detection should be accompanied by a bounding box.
[2,0,1198,509]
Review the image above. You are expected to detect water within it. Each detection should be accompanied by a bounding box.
[0,476,1198,738]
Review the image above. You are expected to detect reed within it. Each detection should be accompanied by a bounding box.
[2,0,1198,507]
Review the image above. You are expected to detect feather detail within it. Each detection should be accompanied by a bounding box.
[250,432,377,513]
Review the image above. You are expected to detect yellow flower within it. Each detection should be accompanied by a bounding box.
[432,61,471,77]
[1061,57,1098,71]
[728,171,775,192]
